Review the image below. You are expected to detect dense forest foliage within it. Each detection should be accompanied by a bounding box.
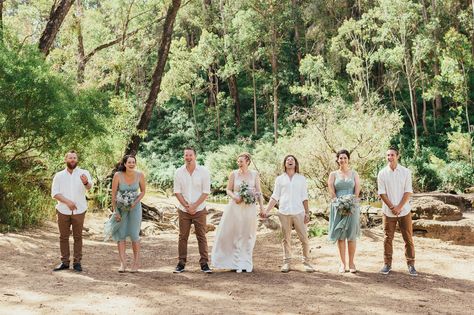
[1,0,473,230]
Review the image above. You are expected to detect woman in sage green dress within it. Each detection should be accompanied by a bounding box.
[107,155,146,273]
[327,149,361,273]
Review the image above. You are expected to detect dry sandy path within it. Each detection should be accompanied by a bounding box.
[0,212,473,315]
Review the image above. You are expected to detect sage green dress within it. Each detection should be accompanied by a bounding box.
[328,170,360,242]
[104,172,142,242]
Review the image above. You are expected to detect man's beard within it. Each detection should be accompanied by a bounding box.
[67,162,77,170]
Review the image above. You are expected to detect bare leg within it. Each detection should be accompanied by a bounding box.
[337,240,346,271]
[117,240,126,272]
[348,240,357,271]
[131,241,140,271]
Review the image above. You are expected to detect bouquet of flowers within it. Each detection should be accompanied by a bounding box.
[237,181,256,205]
[333,194,358,216]
[116,190,138,211]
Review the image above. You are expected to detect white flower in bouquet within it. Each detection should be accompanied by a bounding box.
[237,181,256,205]
[116,190,138,211]
[334,194,358,216]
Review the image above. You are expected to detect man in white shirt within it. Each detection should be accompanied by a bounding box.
[261,155,315,273]
[377,147,417,276]
[51,150,93,272]
[173,147,212,274]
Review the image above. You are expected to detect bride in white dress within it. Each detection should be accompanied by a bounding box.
[211,152,265,272]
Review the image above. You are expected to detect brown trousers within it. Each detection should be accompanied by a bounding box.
[57,211,86,264]
[178,209,209,265]
[277,212,310,264]
[383,213,415,266]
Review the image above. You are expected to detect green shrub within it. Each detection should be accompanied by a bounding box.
[308,223,328,238]
[205,144,250,192]
[439,161,474,193]
[0,177,54,232]
[404,150,442,192]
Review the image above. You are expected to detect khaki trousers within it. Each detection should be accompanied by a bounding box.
[383,213,415,266]
[57,211,85,264]
[178,209,209,265]
[278,212,310,264]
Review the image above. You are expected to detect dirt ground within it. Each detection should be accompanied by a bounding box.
[0,210,473,315]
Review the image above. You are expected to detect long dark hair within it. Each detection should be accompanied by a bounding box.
[283,155,300,173]
[117,155,136,172]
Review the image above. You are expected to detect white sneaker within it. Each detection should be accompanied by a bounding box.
[281,263,290,273]
[303,262,315,273]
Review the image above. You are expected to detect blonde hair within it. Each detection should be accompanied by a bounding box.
[238,152,251,165]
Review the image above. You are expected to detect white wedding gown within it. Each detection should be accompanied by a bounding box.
[211,170,258,272]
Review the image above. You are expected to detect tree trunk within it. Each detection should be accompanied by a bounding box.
[228,74,241,128]
[405,58,418,152]
[0,0,4,43]
[471,0,474,61]
[125,0,182,155]
[75,0,85,83]
[252,57,258,135]
[421,89,428,135]
[214,74,221,140]
[114,0,135,95]
[271,23,279,144]
[207,65,218,107]
[431,0,443,116]
[292,0,307,106]
[190,96,200,142]
[39,0,75,56]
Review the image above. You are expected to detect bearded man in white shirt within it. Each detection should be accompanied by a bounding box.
[51,150,93,272]
[261,155,315,273]
[173,147,212,274]
[377,146,417,276]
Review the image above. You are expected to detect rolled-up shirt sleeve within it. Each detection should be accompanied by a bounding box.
[202,169,211,194]
[377,172,386,195]
[270,177,281,202]
[404,170,413,193]
[51,174,60,198]
[173,170,181,194]
[301,177,309,201]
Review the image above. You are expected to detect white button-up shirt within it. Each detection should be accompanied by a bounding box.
[271,173,309,215]
[173,165,211,213]
[51,167,93,215]
[377,164,413,217]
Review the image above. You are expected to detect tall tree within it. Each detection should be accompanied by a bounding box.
[291,0,307,106]
[125,0,182,155]
[38,0,75,56]
[250,0,290,143]
[0,0,4,44]
[373,0,423,152]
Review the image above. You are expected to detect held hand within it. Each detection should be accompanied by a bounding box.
[259,210,268,219]
[114,212,122,222]
[130,199,139,209]
[234,196,243,204]
[80,174,89,185]
[187,204,197,215]
[66,200,77,211]
[391,205,401,216]
[394,205,402,215]
[304,213,310,224]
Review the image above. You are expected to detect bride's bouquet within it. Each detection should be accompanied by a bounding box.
[237,181,256,204]
[333,195,358,216]
[116,190,138,211]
